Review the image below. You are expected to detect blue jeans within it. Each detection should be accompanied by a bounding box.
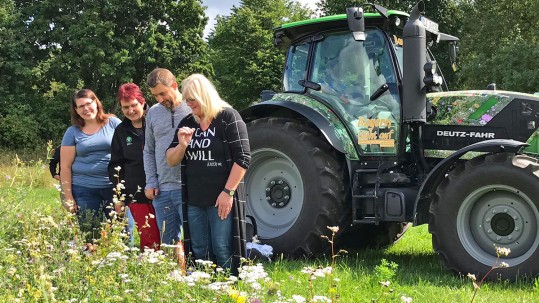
[187,205,233,271]
[152,189,183,245]
[72,184,114,241]
[126,208,135,247]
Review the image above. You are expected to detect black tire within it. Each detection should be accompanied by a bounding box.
[245,118,345,256]
[430,153,539,280]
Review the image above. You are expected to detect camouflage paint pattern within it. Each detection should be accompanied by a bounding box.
[427,90,514,126]
[271,93,359,160]
[427,90,539,155]
[524,130,539,155]
[271,90,539,159]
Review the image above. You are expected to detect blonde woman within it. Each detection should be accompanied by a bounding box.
[166,74,250,273]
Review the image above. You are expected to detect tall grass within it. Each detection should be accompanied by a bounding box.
[1,148,538,302]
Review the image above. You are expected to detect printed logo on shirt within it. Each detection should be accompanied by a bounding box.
[126,136,133,146]
[186,127,222,167]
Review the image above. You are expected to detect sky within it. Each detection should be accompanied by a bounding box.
[201,0,318,38]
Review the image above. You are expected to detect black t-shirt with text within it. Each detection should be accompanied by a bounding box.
[168,107,250,207]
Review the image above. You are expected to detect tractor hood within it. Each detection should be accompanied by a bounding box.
[423,90,539,154]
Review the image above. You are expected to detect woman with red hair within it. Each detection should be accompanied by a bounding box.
[108,83,160,251]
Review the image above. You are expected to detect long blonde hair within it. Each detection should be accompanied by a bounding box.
[181,74,230,124]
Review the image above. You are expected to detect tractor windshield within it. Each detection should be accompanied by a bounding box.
[309,28,401,155]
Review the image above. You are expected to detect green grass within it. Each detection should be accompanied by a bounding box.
[1,150,538,302]
[262,227,538,303]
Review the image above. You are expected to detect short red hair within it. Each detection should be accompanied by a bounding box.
[117,83,145,105]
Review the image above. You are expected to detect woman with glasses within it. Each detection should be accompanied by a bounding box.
[166,74,251,275]
[60,89,121,242]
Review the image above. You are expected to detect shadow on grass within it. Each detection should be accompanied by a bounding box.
[341,247,457,285]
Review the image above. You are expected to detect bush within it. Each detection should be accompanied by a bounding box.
[0,104,42,149]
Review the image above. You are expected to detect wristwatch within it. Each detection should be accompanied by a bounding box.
[222,188,235,196]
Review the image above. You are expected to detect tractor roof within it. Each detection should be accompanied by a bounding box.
[274,11,409,48]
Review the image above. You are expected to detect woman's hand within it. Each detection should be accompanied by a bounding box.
[215,191,233,220]
[63,198,78,213]
[60,146,77,214]
[166,127,195,166]
[115,201,125,214]
[178,127,195,147]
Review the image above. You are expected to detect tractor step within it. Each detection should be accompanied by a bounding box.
[351,168,416,224]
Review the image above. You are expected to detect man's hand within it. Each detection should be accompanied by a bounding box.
[53,174,61,181]
[145,188,159,200]
[215,191,233,220]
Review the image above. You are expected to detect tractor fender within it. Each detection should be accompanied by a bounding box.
[241,101,347,154]
[413,139,528,225]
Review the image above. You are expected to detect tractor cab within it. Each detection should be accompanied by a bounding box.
[279,12,405,157]
[274,7,455,157]
[284,24,401,155]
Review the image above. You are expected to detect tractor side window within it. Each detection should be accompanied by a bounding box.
[283,43,310,92]
[309,29,401,155]
[394,45,403,72]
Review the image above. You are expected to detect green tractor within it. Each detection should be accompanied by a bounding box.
[241,2,539,279]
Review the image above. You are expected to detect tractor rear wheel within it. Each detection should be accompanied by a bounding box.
[245,118,345,256]
[430,153,539,280]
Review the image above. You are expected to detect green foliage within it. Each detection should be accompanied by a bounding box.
[0,0,44,147]
[374,258,399,284]
[18,0,212,96]
[207,0,311,109]
[0,0,212,148]
[317,0,411,15]
[0,104,41,148]
[457,0,539,93]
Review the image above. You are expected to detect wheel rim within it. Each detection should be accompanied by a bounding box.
[245,148,304,239]
[457,185,539,266]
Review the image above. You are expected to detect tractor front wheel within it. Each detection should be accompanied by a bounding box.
[245,118,345,256]
[430,153,539,280]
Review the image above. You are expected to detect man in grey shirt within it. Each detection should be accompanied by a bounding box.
[144,68,191,248]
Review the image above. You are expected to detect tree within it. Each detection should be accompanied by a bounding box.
[17,0,212,104]
[0,0,213,148]
[317,0,411,15]
[457,0,539,93]
[0,0,45,148]
[207,0,311,109]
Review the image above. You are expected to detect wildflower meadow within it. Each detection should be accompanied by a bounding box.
[1,145,538,302]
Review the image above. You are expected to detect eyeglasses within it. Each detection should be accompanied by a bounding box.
[183,98,197,104]
[75,100,95,110]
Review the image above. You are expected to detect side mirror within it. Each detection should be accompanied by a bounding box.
[260,90,275,101]
[347,7,365,41]
[423,61,443,92]
[449,41,458,71]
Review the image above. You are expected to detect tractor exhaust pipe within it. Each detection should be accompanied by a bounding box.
[403,2,426,123]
